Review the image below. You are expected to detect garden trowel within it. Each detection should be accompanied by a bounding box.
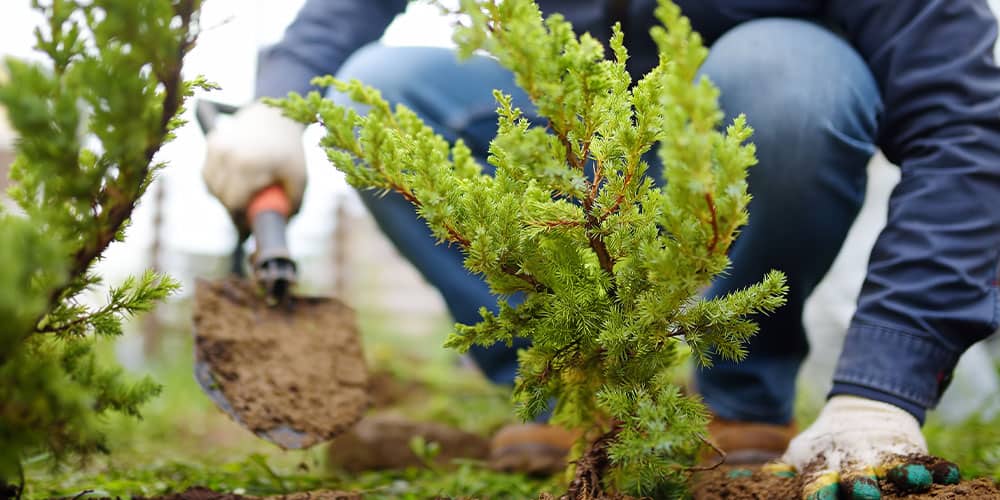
[191,100,369,450]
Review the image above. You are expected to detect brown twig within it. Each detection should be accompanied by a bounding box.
[587,225,615,276]
[542,338,582,377]
[70,490,95,500]
[445,225,472,248]
[704,192,719,253]
[596,161,637,224]
[500,262,549,293]
[378,177,473,248]
[553,125,585,172]
[687,436,727,472]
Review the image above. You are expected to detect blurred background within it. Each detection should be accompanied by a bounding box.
[1,1,999,497]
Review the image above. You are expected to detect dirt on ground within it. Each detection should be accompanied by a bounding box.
[192,278,369,449]
[691,465,1000,499]
[83,471,1000,500]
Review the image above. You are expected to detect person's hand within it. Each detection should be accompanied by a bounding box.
[0,68,15,161]
[778,395,960,499]
[202,101,307,233]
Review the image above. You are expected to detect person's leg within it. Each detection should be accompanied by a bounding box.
[693,19,883,425]
[332,44,534,385]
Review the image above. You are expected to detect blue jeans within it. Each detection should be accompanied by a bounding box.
[332,18,881,425]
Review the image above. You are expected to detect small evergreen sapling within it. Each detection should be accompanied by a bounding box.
[273,0,787,495]
[0,0,208,490]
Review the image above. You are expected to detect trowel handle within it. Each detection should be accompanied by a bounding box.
[249,185,292,260]
[248,184,292,222]
[248,185,296,300]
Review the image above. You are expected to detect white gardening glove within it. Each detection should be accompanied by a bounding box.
[0,107,14,155]
[775,395,960,499]
[202,101,307,232]
[0,68,14,160]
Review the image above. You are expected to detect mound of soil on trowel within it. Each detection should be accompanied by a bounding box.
[193,279,369,448]
[691,465,1000,499]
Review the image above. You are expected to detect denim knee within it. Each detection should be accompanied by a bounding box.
[698,18,882,201]
[335,44,427,104]
[334,44,511,152]
[694,19,885,423]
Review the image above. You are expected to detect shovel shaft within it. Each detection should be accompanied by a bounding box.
[248,185,296,302]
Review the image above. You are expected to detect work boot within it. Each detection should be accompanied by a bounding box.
[705,416,797,465]
[489,423,581,475]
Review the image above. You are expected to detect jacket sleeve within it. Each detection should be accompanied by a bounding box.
[255,0,409,99]
[827,0,1000,416]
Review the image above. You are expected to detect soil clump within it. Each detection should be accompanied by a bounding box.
[193,279,369,448]
[326,412,490,472]
[691,465,1000,499]
[366,370,427,409]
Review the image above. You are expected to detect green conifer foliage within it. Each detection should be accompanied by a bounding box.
[0,0,207,489]
[273,0,787,495]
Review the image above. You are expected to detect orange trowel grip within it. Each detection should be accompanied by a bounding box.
[247,184,291,224]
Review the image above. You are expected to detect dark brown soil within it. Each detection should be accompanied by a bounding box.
[133,486,360,500]
[538,494,635,500]
[326,412,490,472]
[192,278,369,449]
[691,465,1000,499]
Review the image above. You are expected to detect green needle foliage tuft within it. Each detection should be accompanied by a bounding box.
[272,0,787,495]
[0,0,208,490]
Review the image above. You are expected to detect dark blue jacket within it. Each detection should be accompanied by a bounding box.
[257,1,1000,417]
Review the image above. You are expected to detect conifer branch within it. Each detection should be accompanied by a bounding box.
[54,0,198,318]
[589,157,604,203]
[597,165,637,223]
[528,219,585,229]
[541,338,582,380]
[500,263,549,292]
[552,123,582,171]
[0,0,199,478]
[688,436,727,471]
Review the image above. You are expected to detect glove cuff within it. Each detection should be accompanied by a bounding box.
[823,395,920,422]
[242,100,307,140]
[830,321,960,423]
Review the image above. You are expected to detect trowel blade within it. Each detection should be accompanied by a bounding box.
[192,278,370,450]
[193,356,315,448]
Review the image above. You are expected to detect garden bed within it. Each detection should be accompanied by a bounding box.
[692,465,1000,499]
[69,463,1000,500]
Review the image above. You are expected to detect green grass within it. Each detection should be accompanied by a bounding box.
[23,305,552,499]
[21,304,1000,498]
[28,455,557,499]
[924,395,1000,481]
